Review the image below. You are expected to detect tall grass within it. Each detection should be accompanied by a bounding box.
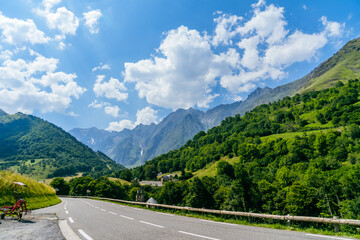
[0,170,60,209]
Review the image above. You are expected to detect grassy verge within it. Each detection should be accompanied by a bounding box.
[92,198,360,239]
[0,170,61,210]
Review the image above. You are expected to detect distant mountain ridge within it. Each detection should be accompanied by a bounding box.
[0,111,123,179]
[70,37,360,167]
[70,101,243,167]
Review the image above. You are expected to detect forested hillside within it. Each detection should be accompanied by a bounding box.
[0,113,124,179]
[117,79,360,219]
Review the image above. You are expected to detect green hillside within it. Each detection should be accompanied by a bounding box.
[0,112,124,179]
[0,171,60,209]
[125,79,360,221]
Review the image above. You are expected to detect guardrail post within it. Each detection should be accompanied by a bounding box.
[287,214,291,227]
[333,216,340,233]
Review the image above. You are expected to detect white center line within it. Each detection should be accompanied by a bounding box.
[178,231,220,240]
[78,229,93,240]
[139,220,165,228]
[65,210,69,214]
[120,215,134,220]
[68,217,74,223]
[200,219,236,226]
[108,211,117,215]
[156,212,174,216]
[100,208,106,212]
[305,234,353,240]
[132,208,143,211]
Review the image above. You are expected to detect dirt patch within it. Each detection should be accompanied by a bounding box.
[0,213,64,240]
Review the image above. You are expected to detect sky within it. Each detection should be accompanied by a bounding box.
[0,0,359,131]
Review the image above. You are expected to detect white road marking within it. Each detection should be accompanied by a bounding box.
[200,219,236,226]
[132,207,143,211]
[139,220,165,228]
[68,217,74,223]
[65,210,69,214]
[108,211,117,215]
[156,212,174,216]
[100,208,106,212]
[59,220,81,240]
[78,229,93,240]
[120,215,134,220]
[178,231,220,240]
[305,234,353,240]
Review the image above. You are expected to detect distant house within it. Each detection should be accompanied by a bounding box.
[161,174,173,184]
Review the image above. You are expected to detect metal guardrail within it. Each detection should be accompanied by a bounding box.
[58,195,360,229]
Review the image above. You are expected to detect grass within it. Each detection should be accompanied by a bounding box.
[0,170,60,210]
[43,172,83,185]
[108,177,131,185]
[192,156,239,179]
[92,197,360,239]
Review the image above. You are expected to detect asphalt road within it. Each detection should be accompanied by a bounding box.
[34,198,355,240]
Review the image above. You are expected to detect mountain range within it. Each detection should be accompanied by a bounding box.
[72,37,360,167]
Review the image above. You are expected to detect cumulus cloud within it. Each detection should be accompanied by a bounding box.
[93,75,128,101]
[92,62,110,72]
[37,7,79,35]
[106,120,135,132]
[0,12,50,45]
[0,52,86,114]
[106,107,158,132]
[35,0,79,38]
[213,1,344,94]
[104,105,120,117]
[124,26,232,110]
[321,16,344,37]
[83,9,102,34]
[135,107,158,125]
[212,13,242,46]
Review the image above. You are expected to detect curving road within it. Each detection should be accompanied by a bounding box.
[34,198,354,240]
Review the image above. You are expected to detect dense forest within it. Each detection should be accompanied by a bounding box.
[55,80,360,221]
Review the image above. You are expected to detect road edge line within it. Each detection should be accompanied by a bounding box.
[59,220,81,240]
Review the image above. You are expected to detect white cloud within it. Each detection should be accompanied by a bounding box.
[212,13,242,46]
[210,2,344,94]
[68,111,78,117]
[42,0,61,10]
[321,16,344,37]
[0,49,13,60]
[35,1,79,37]
[106,120,135,132]
[236,3,288,45]
[106,106,158,132]
[38,7,79,35]
[104,105,120,117]
[302,5,307,10]
[0,12,50,45]
[88,100,103,109]
[83,9,102,34]
[124,26,232,110]
[93,75,128,101]
[135,107,158,125]
[92,63,110,72]
[0,53,86,114]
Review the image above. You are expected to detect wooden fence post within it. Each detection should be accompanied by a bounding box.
[333,216,340,233]
[287,214,291,227]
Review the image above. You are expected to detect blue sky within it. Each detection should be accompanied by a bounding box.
[0,0,359,131]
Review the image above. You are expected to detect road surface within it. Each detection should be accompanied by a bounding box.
[34,198,355,240]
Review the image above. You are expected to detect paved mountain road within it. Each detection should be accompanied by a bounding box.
[34,198,354,240]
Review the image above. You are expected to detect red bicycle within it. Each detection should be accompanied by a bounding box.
[0,182,30,221]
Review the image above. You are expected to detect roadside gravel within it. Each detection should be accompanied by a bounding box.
[0,213,64,240]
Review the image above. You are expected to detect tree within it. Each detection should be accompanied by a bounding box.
[185,177,214,209]
[50,177,70,195]
[216,160,235,179]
